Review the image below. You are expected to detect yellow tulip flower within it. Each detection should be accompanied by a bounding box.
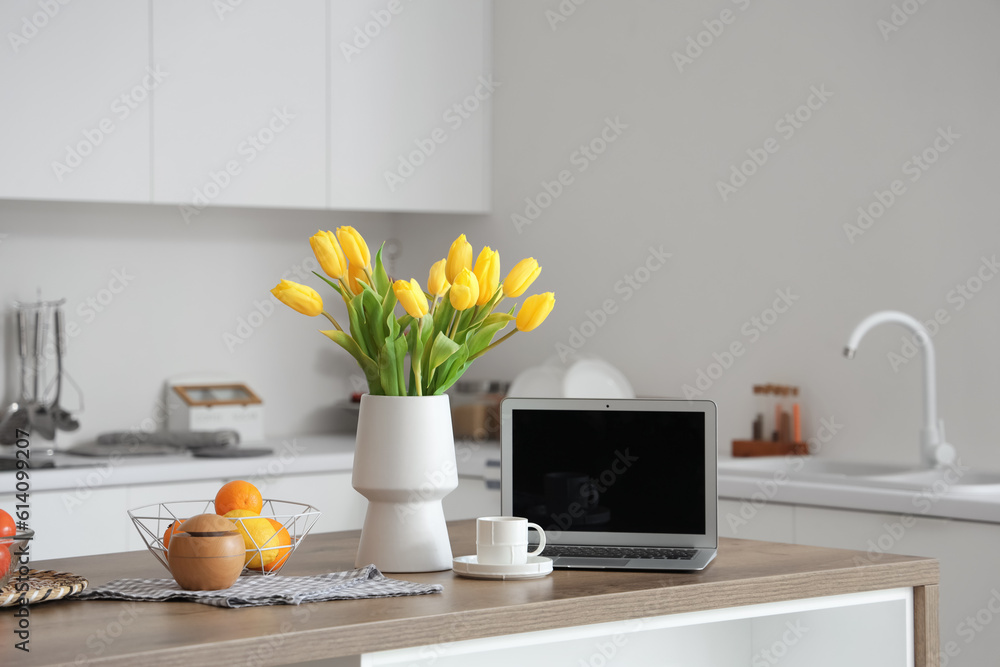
[336,226,371,270]
[271,280,323,317]
[347,263,368,295]
[449,268,479,311]
[393,279,429,318]
[503,258,542,298]
[445,234,472,283]
[427,258,450,297]
[515,292,555,332]
[473,247,500,306]
[309,230,347,280]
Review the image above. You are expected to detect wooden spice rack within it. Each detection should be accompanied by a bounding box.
[732,440,809,457]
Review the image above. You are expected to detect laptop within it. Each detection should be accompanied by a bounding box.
[500,397,718,571]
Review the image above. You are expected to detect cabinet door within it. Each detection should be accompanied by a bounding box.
[21,487,132,560]
[152,1,327,212]
[329,0,491,212]
[444,477,500,521]
[0,0,150,202]
[795,506,1000,667]
[718,498,796,543]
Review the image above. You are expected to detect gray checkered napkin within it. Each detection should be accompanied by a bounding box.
[73,565,442,608]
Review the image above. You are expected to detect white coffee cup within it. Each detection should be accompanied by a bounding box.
[476,516,546,565]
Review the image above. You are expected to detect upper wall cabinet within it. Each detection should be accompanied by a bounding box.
[0,1,491,214]
[0,1,151,203]
[152,1,328,212]
[329,0,491,213]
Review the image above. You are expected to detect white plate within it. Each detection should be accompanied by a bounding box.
[452,555,553,580]
[563,358,634,398]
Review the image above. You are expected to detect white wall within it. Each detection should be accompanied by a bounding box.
[2,0,998,472]
[393,0,1000,470]
[0,199,395,441]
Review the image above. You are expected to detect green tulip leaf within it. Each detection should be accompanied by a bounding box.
[427,332,460,373]
[361,289,385,345]
[373,244,390,295]
[322,329,382,394]
[312,271,345,298]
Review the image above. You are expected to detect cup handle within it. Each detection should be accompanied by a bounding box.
[527,522,546,556]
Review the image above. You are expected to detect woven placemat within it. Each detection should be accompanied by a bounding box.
[0,569,89,607]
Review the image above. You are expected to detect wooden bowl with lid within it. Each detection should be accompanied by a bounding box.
[167,513,245,590]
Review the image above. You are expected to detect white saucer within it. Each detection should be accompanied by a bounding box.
[452,555,553,580]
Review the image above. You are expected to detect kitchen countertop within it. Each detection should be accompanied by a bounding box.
[718,456,1000,525]
[0,435,500,493]
[1,520,938,667]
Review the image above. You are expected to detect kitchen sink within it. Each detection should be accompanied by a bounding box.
[720,456,1000,494]
[719,457,919,478]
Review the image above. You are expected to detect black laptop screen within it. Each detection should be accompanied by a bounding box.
[511,408,707,536]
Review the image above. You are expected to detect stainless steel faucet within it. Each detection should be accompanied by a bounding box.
[844,310,955,468]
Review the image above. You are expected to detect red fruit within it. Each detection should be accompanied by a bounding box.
[0,544,11,580]
[0,510,15,539]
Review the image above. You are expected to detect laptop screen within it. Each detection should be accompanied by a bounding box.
[502,398,717,548]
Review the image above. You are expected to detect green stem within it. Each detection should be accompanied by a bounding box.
[447,310,459,338]
[413,319,423,396]
[468,328,517,362]
[320,311,343,332]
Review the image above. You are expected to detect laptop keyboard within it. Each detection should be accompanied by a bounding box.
[543,545,698,560]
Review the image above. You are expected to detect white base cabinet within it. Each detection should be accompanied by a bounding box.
[720,497,1000,667]
[362,588,912,667]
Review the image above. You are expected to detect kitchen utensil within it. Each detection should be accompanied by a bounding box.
[0,312,32,445]
[28,308,56,441]
[475,516,546,566]
[51,308,78,431]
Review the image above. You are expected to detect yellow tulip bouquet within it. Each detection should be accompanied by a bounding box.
[271,227,555,396]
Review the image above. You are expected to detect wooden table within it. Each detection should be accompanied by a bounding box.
[0,521,939,666]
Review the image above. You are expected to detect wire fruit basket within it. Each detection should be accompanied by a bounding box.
[129,500,321,577]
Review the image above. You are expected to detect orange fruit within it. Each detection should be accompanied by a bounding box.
[162,519,186,549]
[215,480,263,516]
[257,519,292,572]
[224,509,277,568]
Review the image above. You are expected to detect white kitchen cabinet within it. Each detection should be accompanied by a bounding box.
[444,477,500,520]
[152,0,328,213]
[4,485,132,561]
[250,470,368,535]
[328,0,492,212]
[794,505,1000,667]
[718,497,796,544]
[0,0,151,203]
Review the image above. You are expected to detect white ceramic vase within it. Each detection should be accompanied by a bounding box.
[352,394,458,572]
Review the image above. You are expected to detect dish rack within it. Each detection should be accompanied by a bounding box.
[128,499,320,577]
